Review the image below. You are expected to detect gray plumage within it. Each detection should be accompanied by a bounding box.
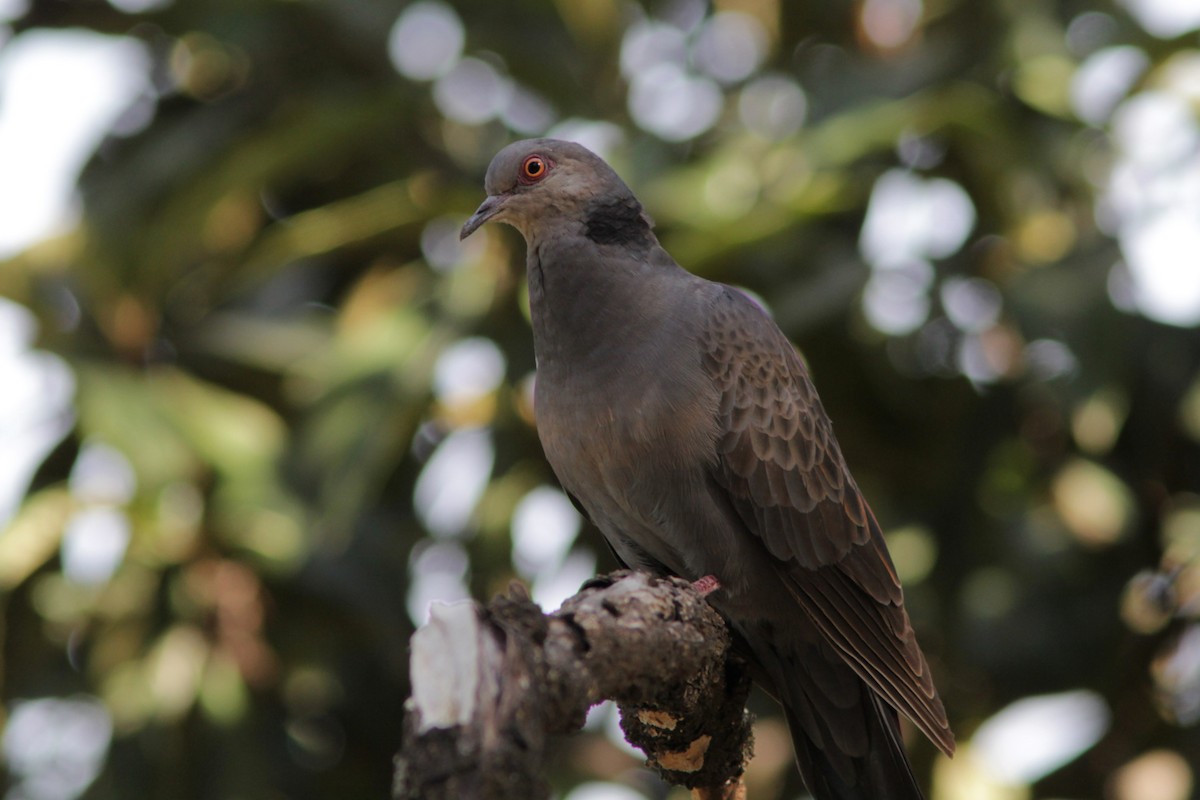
[461,138,954,800]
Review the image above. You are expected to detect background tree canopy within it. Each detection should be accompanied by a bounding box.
[1,0,1199,798]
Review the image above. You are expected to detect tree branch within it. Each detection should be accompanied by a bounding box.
[393,571,755,800]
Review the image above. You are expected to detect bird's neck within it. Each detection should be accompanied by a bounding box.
[525,230,682,373]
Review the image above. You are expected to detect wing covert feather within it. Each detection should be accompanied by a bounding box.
[701,287,955,756]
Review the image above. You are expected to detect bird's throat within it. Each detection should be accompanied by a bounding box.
[526,237,673,375]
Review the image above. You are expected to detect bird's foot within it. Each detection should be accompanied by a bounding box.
[691,574,721,597]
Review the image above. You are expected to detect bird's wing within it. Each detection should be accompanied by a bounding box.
[701,287,955,756]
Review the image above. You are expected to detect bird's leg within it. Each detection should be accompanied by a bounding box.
[691,574,721,597]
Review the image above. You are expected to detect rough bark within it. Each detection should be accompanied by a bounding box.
[393,571,755,800]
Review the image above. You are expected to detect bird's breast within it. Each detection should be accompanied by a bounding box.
[533,356,721,574]
[535,362,714,474]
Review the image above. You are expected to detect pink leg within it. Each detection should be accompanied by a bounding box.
[691,574,721,597]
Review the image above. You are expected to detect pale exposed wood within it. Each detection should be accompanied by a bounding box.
[394,571,754,800]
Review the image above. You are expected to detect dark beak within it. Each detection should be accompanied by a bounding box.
[460,194,507,240]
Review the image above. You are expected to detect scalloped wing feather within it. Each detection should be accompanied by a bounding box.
[701,287,955,757]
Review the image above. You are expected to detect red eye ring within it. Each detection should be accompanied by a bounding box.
[518,154,552,185]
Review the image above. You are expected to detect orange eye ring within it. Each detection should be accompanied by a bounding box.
[518,154,551,184]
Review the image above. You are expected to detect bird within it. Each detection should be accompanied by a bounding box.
[460,138,954,799]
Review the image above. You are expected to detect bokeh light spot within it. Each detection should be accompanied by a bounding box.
[501,86,557,135]
[1014,55,1075,117]
[148,625,209,721]
[861,0,923,50]
[413,427,495,538]
[1110,749,1194,800]
[511,485,581,578]
[421,214,486,273]
[861,260,934,336]
[406,541,470,625]
[1111,91,1199,168]
[958,327,1021,385]
[531,548,596,611]
[0,0,28,23]
[2,695,112,800]
[0,30,150,257]
[0,300,76,527]
[737,74,806,140]
[972,690,1110,784]
[1152,623,1200,724]
[61,507,130,585]
[1013,209,1076,264]
[433,337,506,406]
[69,440,136,505]
[1024,338,1078,381]
[545,119,625,161]
[896,131,946,169]
[1071,46,1149,125]
[1116,0,1200,38]
[884,524,938,584]
[941,276,1002,334]
[1071,389,1127,455]
[1161,496,1200,561]
[432,57,512,126]
[563,781,647,800]
[387,1,464,81]
[1066,12,1119,56]
[627,62,723,142]
[107,0,172,12]
[860,170,976,269]
[691,11,768,84]
[1121,569,1176,634]
[1051,458,1134,547]
[619,20,687,79]
[1118,209,1200,327]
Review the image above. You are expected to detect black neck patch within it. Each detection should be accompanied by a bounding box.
[584,198,652,246]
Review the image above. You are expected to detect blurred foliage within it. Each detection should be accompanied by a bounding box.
[1,0,1200,799]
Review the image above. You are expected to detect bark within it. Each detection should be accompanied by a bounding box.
[393,571,755,800]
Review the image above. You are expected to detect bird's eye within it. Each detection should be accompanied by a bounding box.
[519,154,550,184]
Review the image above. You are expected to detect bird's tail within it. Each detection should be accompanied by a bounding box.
[726,612,933,799]
[782,687,925,800]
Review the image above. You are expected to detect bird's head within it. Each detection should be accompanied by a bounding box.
[459,138,648,243]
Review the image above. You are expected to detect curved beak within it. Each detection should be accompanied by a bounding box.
[460,194,507,240]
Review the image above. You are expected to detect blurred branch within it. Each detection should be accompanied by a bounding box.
[233,179,425,293]
[393,571,754,800]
